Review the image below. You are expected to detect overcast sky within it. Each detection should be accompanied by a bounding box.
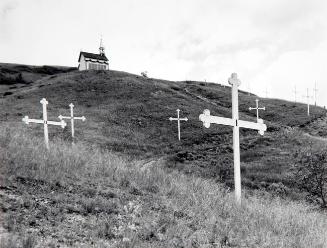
[1,0,327,106]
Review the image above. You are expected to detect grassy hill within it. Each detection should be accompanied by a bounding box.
[1,64,327,247]
[0,63,76,97]
[1,67,326,196]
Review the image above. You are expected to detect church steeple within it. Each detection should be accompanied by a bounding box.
[99,36,105,56]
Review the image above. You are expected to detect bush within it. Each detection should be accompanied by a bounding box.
[140,71,148,78]
[293,143,327,207]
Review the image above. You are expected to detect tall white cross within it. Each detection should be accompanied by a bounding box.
[249,99,265,122]
[58,103,86,140]
[293,85,298,103]
[22,98,66,150]
[303,88,312,116]
[313,82,318,106]
[169,109,188,141]
[247,83,251,96]
[199,73,267,205]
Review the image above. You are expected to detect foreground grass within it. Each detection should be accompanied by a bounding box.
[0,124,327,247]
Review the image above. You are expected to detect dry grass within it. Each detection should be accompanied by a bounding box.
[1,124,327,247]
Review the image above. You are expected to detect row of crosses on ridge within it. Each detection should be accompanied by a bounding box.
[22,73,266,205]
[293,84,319,116]
[22,100,85,149]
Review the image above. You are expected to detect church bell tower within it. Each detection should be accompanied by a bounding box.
[99,37,105,56]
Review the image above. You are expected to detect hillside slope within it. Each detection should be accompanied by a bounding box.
[1,66,327,247]
[1,126,326,247]
[1,68,326,199]
[0,63,76,97]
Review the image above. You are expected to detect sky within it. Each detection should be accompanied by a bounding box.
[1,0,327,106]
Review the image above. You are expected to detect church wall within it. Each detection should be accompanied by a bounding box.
[78,54,109,71]
[78,55,87,71]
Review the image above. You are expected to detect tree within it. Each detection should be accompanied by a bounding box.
[141,71,148,78]
[293,143,327,207]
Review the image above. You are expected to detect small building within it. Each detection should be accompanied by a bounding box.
[78,41,109,71]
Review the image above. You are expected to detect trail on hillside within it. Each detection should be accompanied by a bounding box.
[184,87,219,106]
[304,133,327,142]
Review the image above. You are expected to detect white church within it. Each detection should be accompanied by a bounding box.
[78,40,109,71]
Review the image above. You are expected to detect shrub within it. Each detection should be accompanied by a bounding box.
[140,71,148,78]
[293,143,327,207]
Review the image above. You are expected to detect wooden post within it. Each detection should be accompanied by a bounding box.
[229,73,241,204]
[41,98,49,149]
[303,88,311,116]
[70,103,75,138]
[313,82,318,107]
[293,85,298,103]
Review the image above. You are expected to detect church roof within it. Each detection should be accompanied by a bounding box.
[78,52,108,62]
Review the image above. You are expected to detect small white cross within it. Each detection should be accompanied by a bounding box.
[22,98,66,150]
[313,82,318,106]
[169,109,188,141]
[302,88,313,116]
[199,73,267,205]
[293,85,298,103]
[249,99,265,122]
[58,103,86,141]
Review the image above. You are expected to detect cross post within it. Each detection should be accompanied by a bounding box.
[249,99,265,122]
[313,82,318,107]
[22,98,66,150]
[247,83,251,96]
[199,73,267,205]
[303,88,312,116]
[58,103,86,141]
[169,109,188,141]
[293,85,298,103]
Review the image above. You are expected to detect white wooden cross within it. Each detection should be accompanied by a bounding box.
[303,88,312,116]
[58,103,86,140]
[22,98,66,150]
[247,83,251,96]
[249,99,265,122]
[313,82,318,106]
[293,85,298,103]
[169,109,188,141]
[199,73,267,205]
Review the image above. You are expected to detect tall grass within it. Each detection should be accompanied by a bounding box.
[1,124,327,247]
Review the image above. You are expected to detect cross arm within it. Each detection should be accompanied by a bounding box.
[22,116,44,124]
[74,116,86,121]
[199,110,234,128]
[22,117,66,129]
[58,115,86,121]
[47,120,67,128]
[238,119,267,135]
[58,115,70,120]
[199,109,267,135]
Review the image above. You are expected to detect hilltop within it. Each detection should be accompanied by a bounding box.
[1,63,327,246]
[0,63,76,97]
